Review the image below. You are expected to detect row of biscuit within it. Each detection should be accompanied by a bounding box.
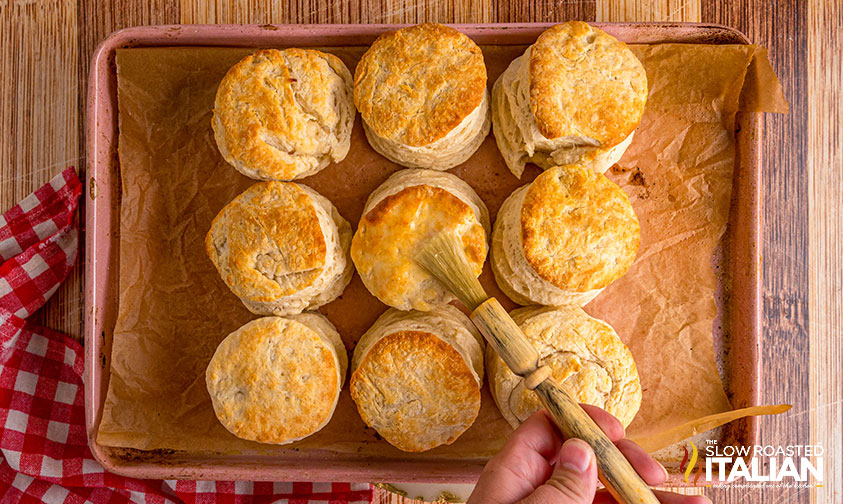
[211,22,646,180]
[203,21,646,452]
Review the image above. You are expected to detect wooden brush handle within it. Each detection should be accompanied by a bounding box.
[534,379,659,504]
[471,299,659,504]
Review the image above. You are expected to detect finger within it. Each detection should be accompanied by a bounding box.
[468,413,562,504]
[615,439,669,486]
[484,411,562,482]
[521,438,598,504]
[579,404,625,441]
[594,489,712,504]
[484,411,563,479]
[508,411,565,460]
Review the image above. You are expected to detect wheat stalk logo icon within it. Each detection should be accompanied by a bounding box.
[682,441,699,483]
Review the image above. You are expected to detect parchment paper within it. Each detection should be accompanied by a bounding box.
[97,43,786,461]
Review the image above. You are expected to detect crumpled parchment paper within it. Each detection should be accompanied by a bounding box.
[97,42,786,463]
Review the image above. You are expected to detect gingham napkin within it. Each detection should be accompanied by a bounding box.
[0,167,372,503]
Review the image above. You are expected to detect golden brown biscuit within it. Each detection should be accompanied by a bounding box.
[206,181,353,316]
[491,164,640,306]
[205,313,347,444]
[351,169,490,311]
[487,305,641,428]
[213,48,355,181]
[349,306,484,452]
[491,21,647,177]
[353,24,490,169]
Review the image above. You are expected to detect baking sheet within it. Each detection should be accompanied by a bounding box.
[97,42,785,461]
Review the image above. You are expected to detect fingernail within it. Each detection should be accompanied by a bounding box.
[657,461,669,480]
[559,438,593,473]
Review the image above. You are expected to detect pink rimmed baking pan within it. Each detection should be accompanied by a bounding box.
[84,23,761,484]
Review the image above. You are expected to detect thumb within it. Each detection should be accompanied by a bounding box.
[522,438,598,504]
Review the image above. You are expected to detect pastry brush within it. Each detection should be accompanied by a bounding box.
[415,232,659,504]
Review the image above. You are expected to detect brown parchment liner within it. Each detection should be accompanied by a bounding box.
[97,43,786,461]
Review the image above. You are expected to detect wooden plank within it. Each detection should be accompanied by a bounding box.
[596,0,700,22]
[492,0,595,22]
[179,0,494,24]
[0,0,81,338]
[702,0,811,503]
[179,0,597,25]
[808,1,842,502]
[0,1,78,206]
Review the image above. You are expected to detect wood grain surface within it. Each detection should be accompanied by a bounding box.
[1,1,82,337]
[1,1,838,503]
[807,2,842,504]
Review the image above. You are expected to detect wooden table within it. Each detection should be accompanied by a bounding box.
[1,1,839,503]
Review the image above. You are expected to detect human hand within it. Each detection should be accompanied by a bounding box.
[467,406,710,504]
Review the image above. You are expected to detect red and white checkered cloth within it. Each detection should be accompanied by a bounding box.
[0,167,373,503]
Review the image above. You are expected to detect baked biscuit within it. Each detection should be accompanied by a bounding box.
[351,169,490,311]
[492,21,647,177]
[353,23,490,170]
[350,306,484,452]
[492,164,639,306]
[487,305,641,428]
[213,48,355,181]
[206,313,347,444]
[206,181,353,316]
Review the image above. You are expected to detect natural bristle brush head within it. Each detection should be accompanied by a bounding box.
[414,232,488,311]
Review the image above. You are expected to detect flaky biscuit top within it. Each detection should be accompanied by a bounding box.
[351,169,489,311]
[349,306,484,452]
[352,185,487,311]
[205,315,345,444]
[353,23,487,147]
[487,305,641,428]
[520,164,640,292]
[213,48,354,180]
[529,21,648,147]
[206,181,330,303]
